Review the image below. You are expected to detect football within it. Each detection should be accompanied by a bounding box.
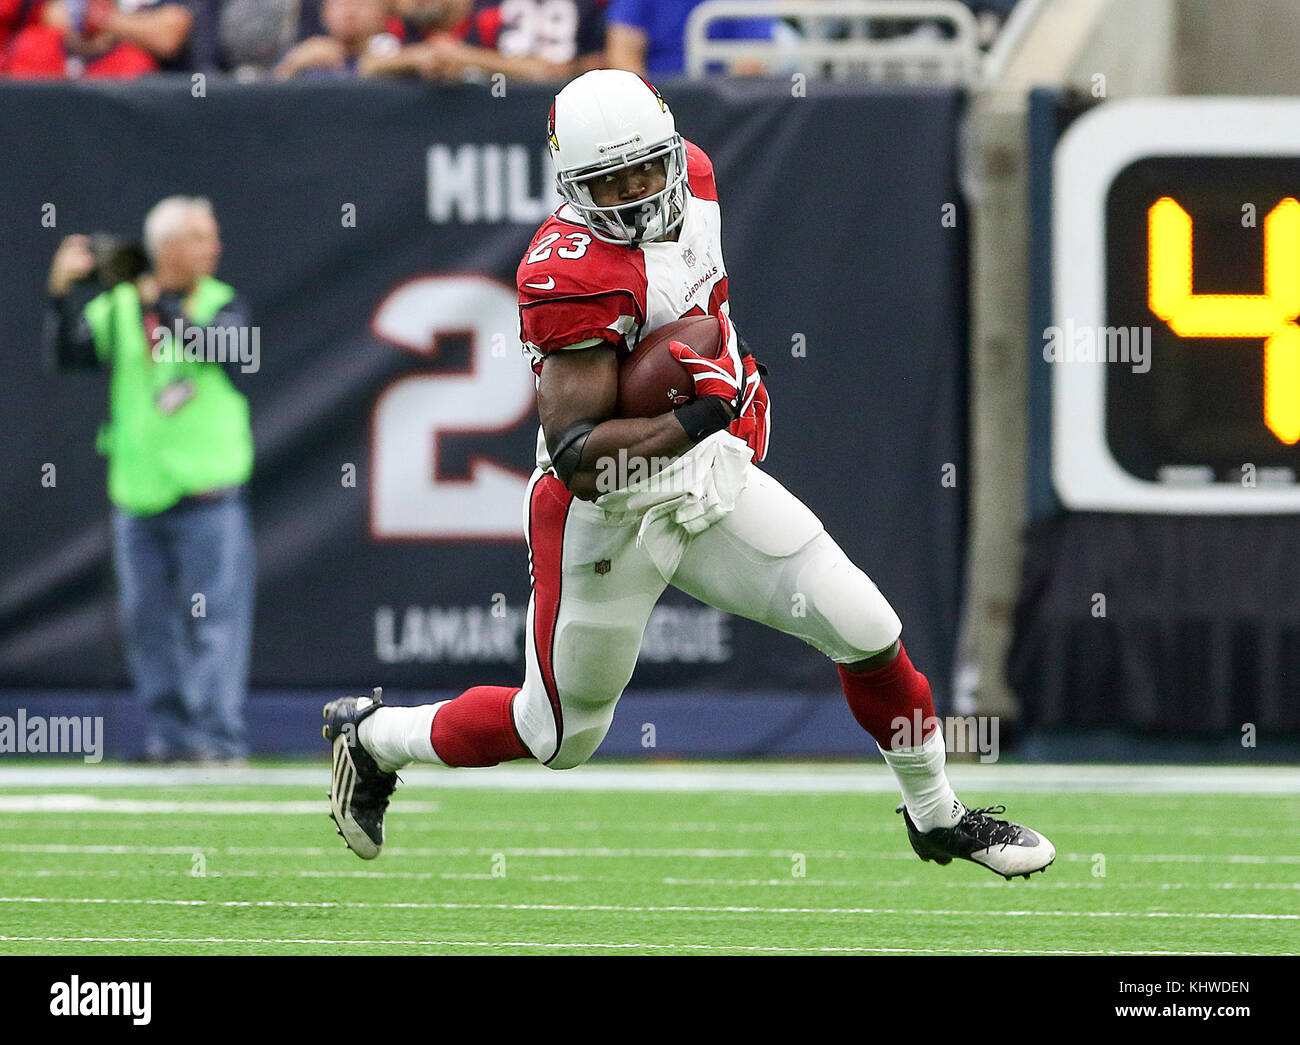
[615,314,722,418]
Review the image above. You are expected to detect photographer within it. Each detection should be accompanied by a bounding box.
[45,196,255,765]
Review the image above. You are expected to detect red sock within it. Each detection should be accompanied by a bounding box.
[838,643,938,749]
[430,686,532,767]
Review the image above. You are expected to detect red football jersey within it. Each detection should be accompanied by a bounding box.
[516,140,771,469]
[517,140,729,376]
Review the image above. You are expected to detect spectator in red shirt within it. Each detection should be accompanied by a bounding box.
[3,1,191,78]
[0,0,42,70]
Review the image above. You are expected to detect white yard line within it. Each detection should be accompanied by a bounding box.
[0,934,1251,955]
[0,797,1279,840]
[0,843,854,858]
[1,896,1295,920]
[1,868,1297,889]
[1063,852,1300,864]
[1,842,1297,863]
[1,868,1297,891]
[0,795,441,815]
[0,763,1297,793]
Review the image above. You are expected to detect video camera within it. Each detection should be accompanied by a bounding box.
[80,234,149,290]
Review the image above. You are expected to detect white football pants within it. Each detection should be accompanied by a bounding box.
[512,465,903,768]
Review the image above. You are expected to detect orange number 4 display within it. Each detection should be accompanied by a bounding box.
[1149,195,1300,445]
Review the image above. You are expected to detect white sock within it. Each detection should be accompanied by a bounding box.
[878,727,963,831]
[358,702,448,772]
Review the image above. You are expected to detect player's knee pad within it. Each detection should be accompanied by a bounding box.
[513,695,614,770]
[545,721,613,770]
[525,618,640,769]
[513,699,610,770]
[552,619,643,708]
[795,535,902,663]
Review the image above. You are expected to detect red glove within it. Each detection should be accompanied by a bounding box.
[668,314,745,411]
[729,351,770,462]
[669,314,769,460]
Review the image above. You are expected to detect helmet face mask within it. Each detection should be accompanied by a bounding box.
[558,136,688,246]
[548,70,689,248]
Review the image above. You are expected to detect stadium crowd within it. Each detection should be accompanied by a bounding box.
[0,0,1019,81]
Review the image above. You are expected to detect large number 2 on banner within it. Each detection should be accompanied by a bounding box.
[1149,196,1300,444]
[371,275,535,540]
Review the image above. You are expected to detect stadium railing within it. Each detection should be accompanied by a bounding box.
[684,0,982,84]
[979,0,1049,86]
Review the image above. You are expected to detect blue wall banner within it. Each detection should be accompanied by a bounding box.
[0,80,967,751]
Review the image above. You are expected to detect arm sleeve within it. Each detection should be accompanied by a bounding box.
[210,295,255,384]
[157,290,254,384]
[42,291,102,372]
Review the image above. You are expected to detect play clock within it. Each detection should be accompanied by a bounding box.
[1052,98,1300,512]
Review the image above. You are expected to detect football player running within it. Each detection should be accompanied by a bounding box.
[325,70,1055,881]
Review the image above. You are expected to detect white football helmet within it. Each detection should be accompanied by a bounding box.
[548,69,689,247]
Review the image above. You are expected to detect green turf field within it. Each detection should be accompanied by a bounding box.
[0,763,1296,956]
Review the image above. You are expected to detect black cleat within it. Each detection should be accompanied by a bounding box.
[323,687,398,860]
[897,802,1055,880]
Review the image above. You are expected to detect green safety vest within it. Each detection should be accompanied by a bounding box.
[84,276,254,517]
